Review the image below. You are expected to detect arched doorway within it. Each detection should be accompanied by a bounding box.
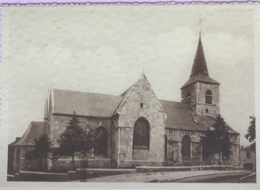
[94,126,108,157]
[181,135,191,161]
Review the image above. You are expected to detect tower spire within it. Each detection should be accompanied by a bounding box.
[190,33,208,77]
[181,22,219,89]
[188,14,208,77]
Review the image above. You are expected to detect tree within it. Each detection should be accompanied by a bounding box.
[57,111,85,170]
[201,114,231,164]
[245,116,256,143]
[25,134,51,170]
[77,125,103,182]
[56,112,104,174]
[78,125,103,160]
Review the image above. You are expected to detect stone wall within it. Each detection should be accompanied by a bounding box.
[49,115,111,157]
[49,158,111,171]
[11,146,47,173]
[110,116,118,167]
[181,83,197,110]
[208,134,240,166]
[229,134,240,166]
[196,83,220,116]
[181,82,220,117]
[115,75,166,166]
[165,129,204,163]
[48,114,112,169]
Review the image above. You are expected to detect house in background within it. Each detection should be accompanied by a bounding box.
[240,142,256,171]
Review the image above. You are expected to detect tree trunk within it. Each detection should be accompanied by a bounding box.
[85,158,88,182]
[39,155,42,170]
[72,154,75,170]
[82,154,85,182]
[218,151,220,165]
[39,155,43,170]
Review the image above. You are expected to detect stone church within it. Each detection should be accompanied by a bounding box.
[8,34,240,172]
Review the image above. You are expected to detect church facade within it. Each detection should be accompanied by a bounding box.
[8,34,240,172]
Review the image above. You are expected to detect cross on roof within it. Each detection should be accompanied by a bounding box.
[198,14,204,34]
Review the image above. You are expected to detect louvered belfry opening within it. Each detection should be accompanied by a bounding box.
[205,90,212,104]
[133,117,150,150]
[186,92,191,106]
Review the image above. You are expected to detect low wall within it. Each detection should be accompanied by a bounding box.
[119,160,164,168]
[50,159,111,172]
[9,168,136,181]
[76,168,136,179]
[9,165,239,181]
[13,171,69,181]
[136,165,235,173]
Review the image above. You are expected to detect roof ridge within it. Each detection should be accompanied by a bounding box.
[111,81,138,116]
[13,122,33,146]
[159,99,181,103]
[53,88,119,98]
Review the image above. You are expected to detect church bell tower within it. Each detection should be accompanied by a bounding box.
[181,33,220,117]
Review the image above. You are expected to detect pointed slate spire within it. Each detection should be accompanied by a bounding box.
[190,33,209,77]
[181,33,219,89]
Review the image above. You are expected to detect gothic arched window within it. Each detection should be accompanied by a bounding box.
[133,118,150,149]
[205,90,212,104]
[181,135,191,161]
[186,92,191,106]
[94,126,107,157]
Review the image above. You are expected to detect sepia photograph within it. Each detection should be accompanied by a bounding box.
[0,3,258,185]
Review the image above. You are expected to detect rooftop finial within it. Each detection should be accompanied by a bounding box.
[199,13,203,36]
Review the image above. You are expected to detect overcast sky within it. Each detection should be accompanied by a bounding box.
[2,5,255,146]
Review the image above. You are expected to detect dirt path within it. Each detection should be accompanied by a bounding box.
[80,170,252,182]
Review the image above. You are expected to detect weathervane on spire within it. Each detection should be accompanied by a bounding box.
[199,13,204,35]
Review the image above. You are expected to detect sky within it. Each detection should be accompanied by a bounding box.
[2,5,255,146]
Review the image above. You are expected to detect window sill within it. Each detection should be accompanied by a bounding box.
[133,145,149,150]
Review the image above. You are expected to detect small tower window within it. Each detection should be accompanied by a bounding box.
[140,103,143,108]
[205,90,212,104]
[205,108,209,114]
[186,92,191,106]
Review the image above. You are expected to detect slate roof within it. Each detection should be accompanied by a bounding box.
[160,100,208,131]
[181,75,219,89]
[50,87,238,134]
[159,100,238,134]
[111,82,137,116]
[181,34,219,89]
[13,122,47,146]
[53,89,121,117]
[190,34,209,78]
